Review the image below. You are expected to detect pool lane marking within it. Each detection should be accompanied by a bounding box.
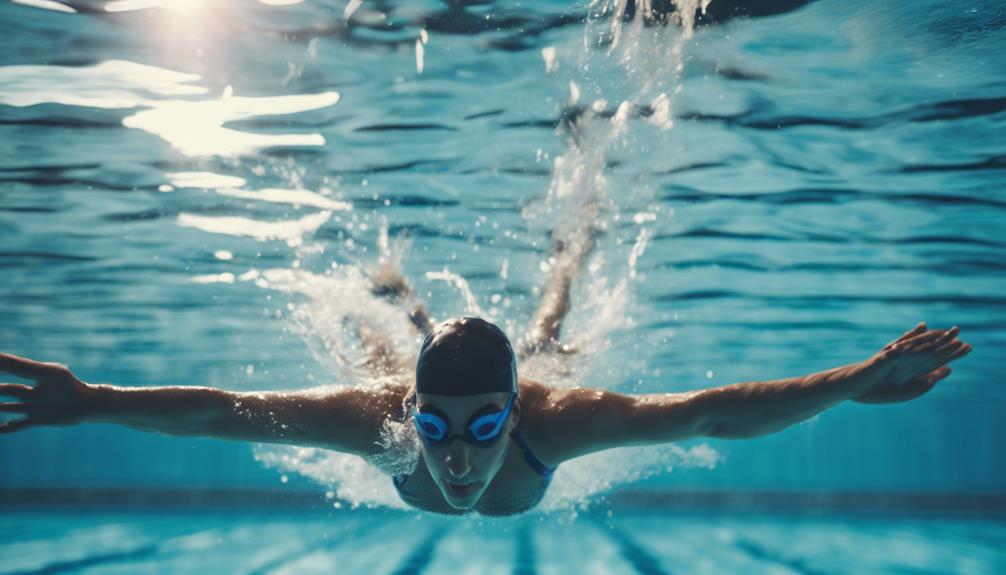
[245,517,387,575]
[1,543,161,575]
[387,526,450,575]
[732,537,831,575]
[0,522,233,575]
[595,520,674,575]
[512,523,538,575]
[0,525,227,575]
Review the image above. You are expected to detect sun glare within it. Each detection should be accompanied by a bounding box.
[105,0,205,14]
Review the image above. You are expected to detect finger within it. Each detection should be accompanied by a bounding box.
[0,418,32,434]
[918,366,951,387]
[0,383,32,399]
[897,322,928,342]
[0,353,58,380]
[896,367,951,401]
[921,337,957,355]
[928,327,960,349]
[0,402,28,414]
[932,338,966,357]
[912,342,962,373]
[902,329,949,348]
[860,380,932,404]
[917,366,950,392]
[944,343,972,363]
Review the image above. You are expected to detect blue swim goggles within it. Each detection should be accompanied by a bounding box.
[413,392,516,448]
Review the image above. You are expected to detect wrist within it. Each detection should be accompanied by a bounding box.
[845,356,889,399]
[79,383,117,421]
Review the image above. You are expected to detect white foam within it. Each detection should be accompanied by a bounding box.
[541,443,722,512]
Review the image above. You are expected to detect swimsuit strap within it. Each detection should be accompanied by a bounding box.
[509,427,556,480]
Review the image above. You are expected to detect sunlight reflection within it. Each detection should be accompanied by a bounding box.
[0,59,340,157]
[167,172,248,189]
[123,91,340,157]
[105,0,204,13]
[176,211,332,247]
[214,188,352,211]
[0,60,204,108]
[189,272,236,284]
[12,0,75,13]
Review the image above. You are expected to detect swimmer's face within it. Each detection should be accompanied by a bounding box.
[414,391,516,510]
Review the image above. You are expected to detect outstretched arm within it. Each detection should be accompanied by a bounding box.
[538,323,971,464]
[0,353,405,456]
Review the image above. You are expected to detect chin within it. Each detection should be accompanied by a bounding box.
[440,480,484,509]
[445,497,477,511]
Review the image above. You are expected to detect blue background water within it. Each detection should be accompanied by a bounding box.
[1,0,1004,503]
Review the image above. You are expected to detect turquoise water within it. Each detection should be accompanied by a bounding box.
[0,509,1004,574]
[1,0,1004,571]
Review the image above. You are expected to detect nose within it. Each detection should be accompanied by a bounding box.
[444,440,472,479]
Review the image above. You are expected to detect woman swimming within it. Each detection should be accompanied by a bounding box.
[0,226,973,516]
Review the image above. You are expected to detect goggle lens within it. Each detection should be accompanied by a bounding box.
[471,415,502,440]
[412,393,515,447]
[415,413,447,442]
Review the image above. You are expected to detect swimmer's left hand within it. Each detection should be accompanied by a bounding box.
[853,322,971,404]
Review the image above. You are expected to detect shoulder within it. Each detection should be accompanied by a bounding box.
[516,378,635,466]
[518,378,632,419]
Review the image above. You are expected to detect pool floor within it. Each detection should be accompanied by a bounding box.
[0,509,1003,575]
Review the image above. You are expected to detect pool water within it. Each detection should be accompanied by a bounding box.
[1,509,1003,575]
[1,0,1004,571]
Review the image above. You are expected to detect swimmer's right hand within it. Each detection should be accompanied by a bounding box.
[0,353,89,433]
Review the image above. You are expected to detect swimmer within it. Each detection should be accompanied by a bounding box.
[0,225,973,515]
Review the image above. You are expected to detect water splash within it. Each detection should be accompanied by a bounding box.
[541,443,722,513]
[518,0,706,393]
[424,268,484,317]
[254,443,410,510]
[250,266,421,378]
[248,260,425,508]
[519,0,723,513]
[199,0,721,513]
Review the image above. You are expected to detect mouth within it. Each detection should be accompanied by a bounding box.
[444,480,480,498]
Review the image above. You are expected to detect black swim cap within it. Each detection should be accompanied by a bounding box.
[415,317,517,397]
